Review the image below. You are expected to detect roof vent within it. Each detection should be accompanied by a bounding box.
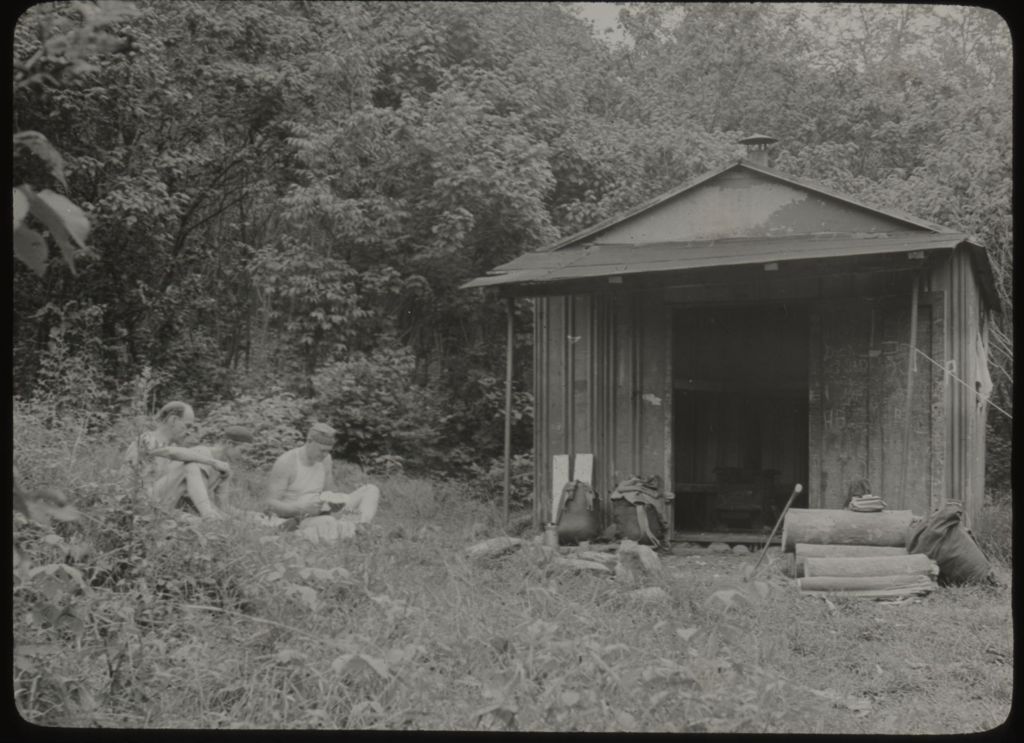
[738,134,777,167]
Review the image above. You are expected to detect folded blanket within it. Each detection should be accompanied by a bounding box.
[848,494,887,512]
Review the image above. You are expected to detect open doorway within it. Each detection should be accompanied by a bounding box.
[671,303,810,536]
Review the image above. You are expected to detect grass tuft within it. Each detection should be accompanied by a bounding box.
[12,404,1013,732]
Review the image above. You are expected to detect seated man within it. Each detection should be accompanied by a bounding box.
[123,401,232,519]
[187,425,257,513]
[264,423,380,541]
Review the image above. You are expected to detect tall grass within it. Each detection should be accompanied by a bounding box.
[12,402,1013,733]
[973,497,1012,568]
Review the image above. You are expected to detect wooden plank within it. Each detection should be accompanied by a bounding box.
[547,297,568,488]
[551,454,570,522]
[667,532,778,548]
[808,308,823,508]
[818,304,871,508]
[612,294,634,484]
[929,286,946,512]
[573,295,592,456]
[640,294,668,480]
[533,297,546,530]
[597,293,614,527]
[564,296,574,458]
[574,453,594,486]
[663,302,674,539]
[871,296,932,514]
[672,531,780,545]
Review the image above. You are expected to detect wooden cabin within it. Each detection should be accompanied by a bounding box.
[464,142,999,539]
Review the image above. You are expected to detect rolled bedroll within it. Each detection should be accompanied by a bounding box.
[803,553,938,580]
[781,508,915,552]
[798,573,936,597]
[794,543,909,577]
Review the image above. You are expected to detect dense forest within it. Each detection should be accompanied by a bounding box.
[13,1,1012,492]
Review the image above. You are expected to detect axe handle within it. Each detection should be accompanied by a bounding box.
[753,483,803,573]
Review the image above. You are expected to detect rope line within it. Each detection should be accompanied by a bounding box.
[988,334,1013,360]
[990,324,1012,346]
[905,344,1013,421]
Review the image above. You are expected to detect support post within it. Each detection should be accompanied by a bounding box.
[503,296,514,527]
[899,276,920,508]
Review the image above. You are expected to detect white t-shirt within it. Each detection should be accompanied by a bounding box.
[276,447,331,500]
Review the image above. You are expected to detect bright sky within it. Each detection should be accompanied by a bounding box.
[570,2,626,41]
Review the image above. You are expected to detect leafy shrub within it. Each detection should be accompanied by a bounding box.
[437,371,533,476]
[311,345,444,472]
[196,390,314,471]
[477,452,535,510]
[973,497,1012,567]
[153,327,234,410]
[29,301,118,427]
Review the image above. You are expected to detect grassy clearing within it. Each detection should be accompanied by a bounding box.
[12,411,1013,733]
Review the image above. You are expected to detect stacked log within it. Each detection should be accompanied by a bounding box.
[781,509,937,598]
[781,508,915,552]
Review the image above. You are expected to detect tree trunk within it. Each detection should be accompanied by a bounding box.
[803,553,938,580]
[781,508,915,552]
[798,573,936,596]
[794,543,909,577]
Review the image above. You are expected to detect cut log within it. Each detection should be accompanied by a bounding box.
[794,543,909,577]
[803,553,938,580]
[781,509,915,552]
[798,574,934,593]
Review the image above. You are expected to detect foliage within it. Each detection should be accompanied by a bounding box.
[12,0,139,275]
[478,453,535,511]
[439,373,534,476]
[11,1,1012,484]
[12,409,1012,732]
[310,344,444,472]
[196,391,313,472]
[972,499,1012,568]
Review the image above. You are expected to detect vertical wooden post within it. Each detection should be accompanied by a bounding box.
[899,276,920,508]
[503,296,514,527]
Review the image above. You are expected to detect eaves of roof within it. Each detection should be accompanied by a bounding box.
[464,231,965,288]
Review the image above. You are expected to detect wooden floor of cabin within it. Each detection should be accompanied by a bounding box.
[672,530,780,545]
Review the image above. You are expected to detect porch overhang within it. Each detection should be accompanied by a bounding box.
[462,231,998,310]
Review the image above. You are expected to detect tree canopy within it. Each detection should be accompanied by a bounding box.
[12,1,1012,484]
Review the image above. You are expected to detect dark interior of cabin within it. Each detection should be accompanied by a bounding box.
[672,303,810,534]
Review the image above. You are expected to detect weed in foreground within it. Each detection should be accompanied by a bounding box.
[12,405,1014,732]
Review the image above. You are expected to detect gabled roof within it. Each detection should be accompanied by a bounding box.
[463,159,998,310]
[542,160,955,253]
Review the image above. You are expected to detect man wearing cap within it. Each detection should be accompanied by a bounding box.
[264,423,381,541]
[124,401,231,519]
